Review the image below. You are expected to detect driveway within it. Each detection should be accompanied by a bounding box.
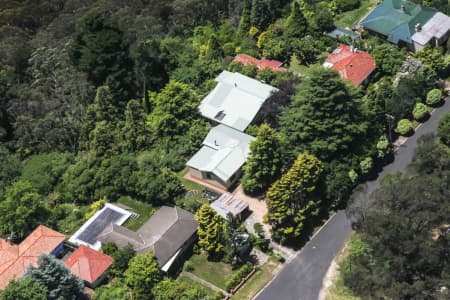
[255,99,450,300]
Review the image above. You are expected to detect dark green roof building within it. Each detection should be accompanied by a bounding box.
[360,0,436,46]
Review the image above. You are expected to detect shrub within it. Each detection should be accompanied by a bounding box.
[335,0,361,12]
[225,263,253,291]
[438,112,450,147]
[376,136,390,159]
[348,169,358,183]
[397,119,413,136]
[359,157,373,175]
[184,261,194,272]
[253,223,264,237]
[426,89,442,106]
[412,103,428,121]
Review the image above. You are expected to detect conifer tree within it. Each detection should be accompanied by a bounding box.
[195,204,227,257]
[266,153,323,240]
[284,1,308,39]
[24,254,85,300]
[242,124,284,196]
[238,0,252,36]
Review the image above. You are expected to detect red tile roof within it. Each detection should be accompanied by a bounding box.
[64,245,112,284]
[324,44,376,86]
[0,225,65,289]
[234,54,286,72]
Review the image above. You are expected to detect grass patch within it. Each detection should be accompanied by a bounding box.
[322,233,362,300]
[334,0,377,29]
[176,168,209,212]
[177,276,222,298]
[232,257,279,300]
[187,252,235,290]
[116,196,155,231]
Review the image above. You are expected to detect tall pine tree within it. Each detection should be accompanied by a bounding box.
[284,1,308,39]
[195,204,227,257]
[242,124,285,196]
[266,153,323,240]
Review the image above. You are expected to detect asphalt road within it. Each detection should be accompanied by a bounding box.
[255,99,450,300]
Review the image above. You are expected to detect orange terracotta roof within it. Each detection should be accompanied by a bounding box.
[64,245,112,284]
[324,44,376,86]
[234,54,286,72]
[0,225,66,290]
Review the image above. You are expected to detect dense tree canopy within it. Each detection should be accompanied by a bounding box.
[124,252,161,299]
[344,135,450,299]
[266,153,324,241]
[242,124,285,196]
[24,254,85,300]
[0,181,49,238]
[280,67,368,162]
[1,278,48,300]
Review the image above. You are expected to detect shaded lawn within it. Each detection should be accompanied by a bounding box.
[177,168,209,207]
[232,257,279,300]
[187,252,235,290]
[116,196,155,231]
[334,0,378,29]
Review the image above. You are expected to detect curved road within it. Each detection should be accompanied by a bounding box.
[255,99,450,300]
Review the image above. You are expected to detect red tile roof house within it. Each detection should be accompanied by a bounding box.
[323,44,376,86]
[64,245,113,288]
[234,54,287,72]
[0,225,66,289]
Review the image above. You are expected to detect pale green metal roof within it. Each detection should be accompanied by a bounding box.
[186,124,255,183]
[199,71,278,131]
[360,0,436,44]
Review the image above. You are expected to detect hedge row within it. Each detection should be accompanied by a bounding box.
[225,263,253,291]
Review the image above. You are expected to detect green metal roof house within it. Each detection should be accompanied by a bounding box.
[360,0,437,48]
[199,71,278,132]
[186,124,255,190]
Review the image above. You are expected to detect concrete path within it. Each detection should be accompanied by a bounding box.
[254,99,450,300]
[180,271,228,295]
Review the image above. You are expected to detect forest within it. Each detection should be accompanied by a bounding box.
[1,0,450,299]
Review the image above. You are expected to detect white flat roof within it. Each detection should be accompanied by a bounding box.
[210,193,249,218]
[69,203,131,250]
[199,71,278,131]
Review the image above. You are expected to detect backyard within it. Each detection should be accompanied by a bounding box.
[116,196,155,231]
[186,252,236,290]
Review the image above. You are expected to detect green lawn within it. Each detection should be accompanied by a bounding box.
[334,0,378,29]
[177,276,222,298]
[232,257,279,300]
[187,252,236,290]
[116,196,155,231]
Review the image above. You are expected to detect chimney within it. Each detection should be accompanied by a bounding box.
[214,140,219,146]
[234,82,237,87]
[415,23,422,32]
[350,45,354,52]
[400,4,405,12]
